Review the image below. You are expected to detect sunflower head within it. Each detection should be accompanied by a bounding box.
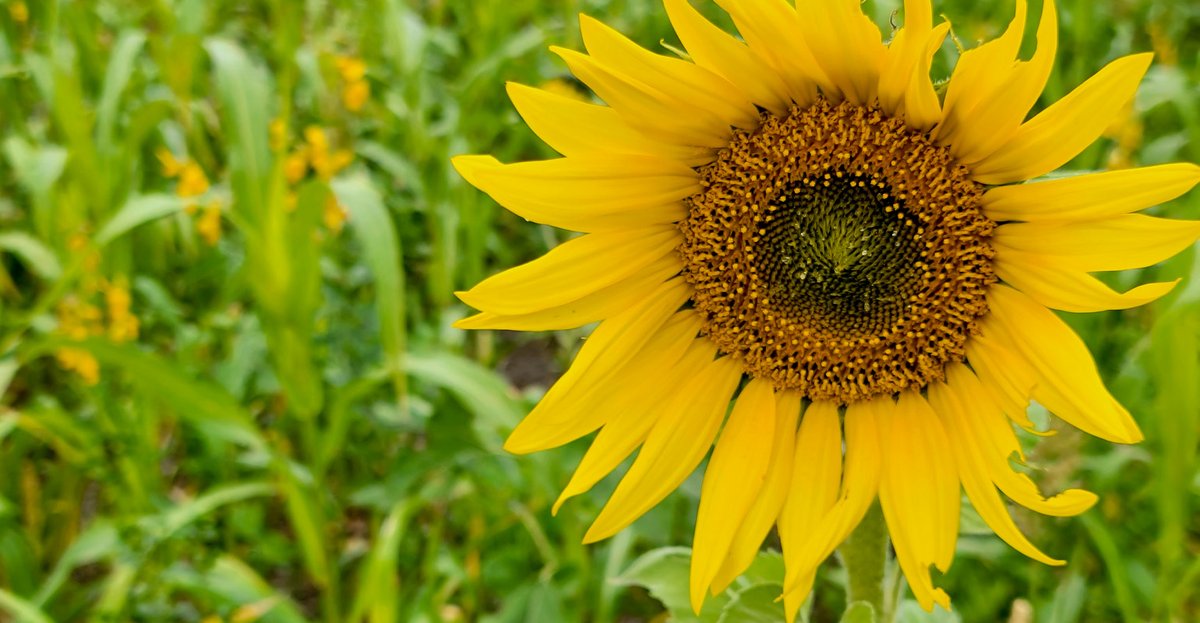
[453,0,1200,617]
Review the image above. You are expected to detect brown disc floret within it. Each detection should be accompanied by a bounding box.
[679,99,996,403]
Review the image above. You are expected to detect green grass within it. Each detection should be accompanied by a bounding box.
[0,0,1198,621]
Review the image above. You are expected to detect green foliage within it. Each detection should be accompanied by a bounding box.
[0,0,1197,621]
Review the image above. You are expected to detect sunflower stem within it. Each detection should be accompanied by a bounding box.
[839,502,888,620]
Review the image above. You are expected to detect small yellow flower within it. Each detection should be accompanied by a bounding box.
[285,190,299,212]
[303,126,328,153]
[103,279,140,343]
[1104,102,1143,170]
[9,2,29,25]
[1148,22,1178,67]
[342,79,370,112]
[284,149,310,185]
[335,55,367,82]
[197,201,222,246]
[268,118,288,152]
[304,127,353,180]
[156,147,185,178]
[56,348,100,385]
[178,163,210,198]
[323,194,347,233]
[55,295,105,384]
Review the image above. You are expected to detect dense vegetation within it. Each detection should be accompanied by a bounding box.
[0,0,1197,621]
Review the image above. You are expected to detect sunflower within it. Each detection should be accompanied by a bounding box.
[452,0,1200,617]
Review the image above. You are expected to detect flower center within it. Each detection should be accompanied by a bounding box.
[679,100,996,403]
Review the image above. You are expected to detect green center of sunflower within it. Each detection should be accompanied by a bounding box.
[757,171,923,338]
[679,100,996,403]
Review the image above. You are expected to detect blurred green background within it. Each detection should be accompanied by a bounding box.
[0,0,1197,621]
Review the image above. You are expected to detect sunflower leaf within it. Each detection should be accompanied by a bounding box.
[613,547,730,622]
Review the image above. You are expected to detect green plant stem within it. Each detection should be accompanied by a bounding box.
[839,502,888,618]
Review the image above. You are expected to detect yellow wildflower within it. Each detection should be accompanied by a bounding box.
[178,162,210,198]
[323,194,347,233]
[284,148,310,185]
[156,147,185,178]
[1148,22,1178,67]
[269,118,288,152]
[342,79,370,112]
[304,127,353,180]
[55,295,104,384]
[56,349,100,385]
[104,279,140,343]
[285,191,298,212]
[197,201,222,246]
[303,126,328,153]
[335,56,370,112]
[9,2,28,25]
[1104,102,1143,170]
[335,56,367,82]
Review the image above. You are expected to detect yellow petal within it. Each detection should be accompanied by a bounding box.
[504,279,691,454]
[583,355,743,542]
[455,252,682,331]
[902,22,952,131]
[712,0,826,105]
[663,0,791,116]
[995,214,1200,272]
[879,391,958,612]
[985,285,1143,443]
[579,14,759,131]
[972,53,1153,184]
[689,378,776,613]
[927,364,1063,565]
[709,389,802,594]
[779,401,843,595]
[935,0,1028,142]
[878,0,932,117]
[984,163,1200,223]
[953,0,1057,164]
[505,82,715,166]
[552,334,710,512]
[457,227,678,315]
[964,334,1038,430]
[452,154,696,232]
[780,396,884,601]
[553,46,733,148]
[794,0,885,105]
[996,248,1179,313]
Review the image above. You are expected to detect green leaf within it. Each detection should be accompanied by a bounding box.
[347,501,410,623]
[94,194,185,246]
[334,174,408,408]
[33,338,266,452]
[0,358,16,399]
[613,547,730,622]
[838,601,878,623]
[406,350,524,452]
[716,584,787,623]
[96,30,147,156]
[205,38,272,226]
[33,521,120,607]
[1,137,68,198]
[164,554,309,623]
[894,600,962,623]
[276,460,331,589]
[0,232,61,280]
[0,589,54,623]
[150,481,273,541]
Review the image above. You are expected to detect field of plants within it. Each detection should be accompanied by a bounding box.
[0,0,1197,621]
